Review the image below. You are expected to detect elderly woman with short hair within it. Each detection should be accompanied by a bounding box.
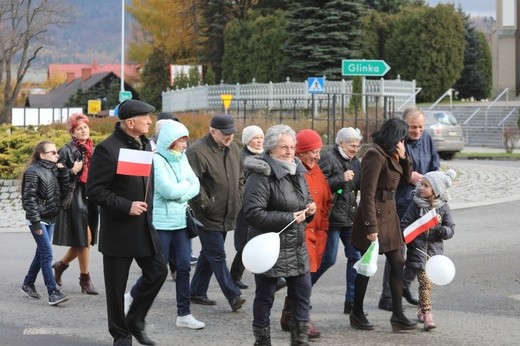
[243,124,316,346]
[313,127,363,314]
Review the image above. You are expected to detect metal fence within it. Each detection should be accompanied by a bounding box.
[162,77,417,114]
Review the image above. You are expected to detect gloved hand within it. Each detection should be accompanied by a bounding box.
[428,226,445,241]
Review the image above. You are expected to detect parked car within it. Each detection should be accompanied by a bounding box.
[423,110,465,160]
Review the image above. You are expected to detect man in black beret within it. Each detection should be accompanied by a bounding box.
[87,99,167,345]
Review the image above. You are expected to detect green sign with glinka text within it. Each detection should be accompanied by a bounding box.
[342,59,391,77]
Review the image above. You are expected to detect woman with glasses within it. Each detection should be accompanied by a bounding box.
[350,117,417,332]
[243,124,316,346]
[21,140,70,306]
[52,113,99,295]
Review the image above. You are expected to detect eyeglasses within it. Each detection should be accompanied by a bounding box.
[277,145,296,152]
[44,151,58,155]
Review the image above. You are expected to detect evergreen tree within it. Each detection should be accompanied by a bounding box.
[199,0,232,82]
[222,18,253,83]
[453,11,492,101]
[140,47,171,110]
[364,0,424,13]
[222,10,287,83]
[283,0,365,81]
[385,4,465,102]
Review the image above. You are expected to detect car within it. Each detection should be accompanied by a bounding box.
[423,110,465,160]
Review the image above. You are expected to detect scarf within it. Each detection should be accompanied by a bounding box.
[247,146,264,155]
[338,146,353,160]
[273,158,297,175]
[73,137,93,184]
[411,189,447,216]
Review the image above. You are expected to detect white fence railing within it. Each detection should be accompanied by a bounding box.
[11,108,83,127]
[162,78,417,112]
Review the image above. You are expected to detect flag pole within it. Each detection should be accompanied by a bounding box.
[144,176,151,203]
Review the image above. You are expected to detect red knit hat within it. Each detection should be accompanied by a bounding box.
[296,129,322,153]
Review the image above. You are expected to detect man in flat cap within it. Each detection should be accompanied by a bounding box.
[87,99,167,345]
[186,114,246,312]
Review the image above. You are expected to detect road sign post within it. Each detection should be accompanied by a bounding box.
[119,91,132,102]
[220,94,233,114]
[87,99,102,115]
[341,59,391,77]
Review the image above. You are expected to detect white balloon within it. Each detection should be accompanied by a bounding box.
[425,255,456,285]
[242,232,280,274]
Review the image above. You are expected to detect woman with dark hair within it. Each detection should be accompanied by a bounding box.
[53,113,99,294]
[21,140,70,306]
[350,117,417,332]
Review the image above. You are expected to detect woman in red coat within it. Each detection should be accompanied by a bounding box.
[351,118,417,332]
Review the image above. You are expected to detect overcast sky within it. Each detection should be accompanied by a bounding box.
[427,0,496,17]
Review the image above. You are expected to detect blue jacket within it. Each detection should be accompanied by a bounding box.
[396,131,440,218]
[152,121,200,231]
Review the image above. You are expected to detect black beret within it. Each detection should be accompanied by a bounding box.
[210,114,237,134]
[157,112,179,122]
[118,100,155,120]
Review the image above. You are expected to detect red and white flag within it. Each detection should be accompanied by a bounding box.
[403,209,440,244]
[116,148,153,177]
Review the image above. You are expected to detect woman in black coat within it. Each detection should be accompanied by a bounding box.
[21,140,70,306]
[230,125,264,290]
[53,113,99,294]
[243,124,316,346]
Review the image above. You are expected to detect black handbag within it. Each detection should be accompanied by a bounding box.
[61,178,76,210]
[156,152,204,238]
[186,204,204,238]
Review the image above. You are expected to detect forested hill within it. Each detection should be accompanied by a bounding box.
[34,0,133,68]
[32,2,493,69]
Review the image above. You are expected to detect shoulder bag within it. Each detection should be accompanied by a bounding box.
[156,152,204,238]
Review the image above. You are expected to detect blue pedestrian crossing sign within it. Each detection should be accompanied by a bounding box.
[307,77,325,94]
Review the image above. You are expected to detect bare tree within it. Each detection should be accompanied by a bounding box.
[0,0,72,124]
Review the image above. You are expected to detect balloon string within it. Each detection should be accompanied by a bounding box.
[416,248,430,259]
[278,208,309,234]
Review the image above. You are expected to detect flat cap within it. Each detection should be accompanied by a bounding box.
[157,112,179,122]
[118,99,155,120]
[210,114,237,135]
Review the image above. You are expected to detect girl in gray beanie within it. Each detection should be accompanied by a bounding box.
[400,169,456,331]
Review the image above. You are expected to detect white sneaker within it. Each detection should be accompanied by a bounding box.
[124,292,133,316]
[176,314,205,329]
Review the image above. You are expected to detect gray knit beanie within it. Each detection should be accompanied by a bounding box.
[424,169,457,197]
[241,125,264,145]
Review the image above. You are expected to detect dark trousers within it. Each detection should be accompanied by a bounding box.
[380,245,416,302]
[354,249,405,316]
[253,272,311,328]
[103,253,167,345]
[190,230,241,302]
[230,249,245,281]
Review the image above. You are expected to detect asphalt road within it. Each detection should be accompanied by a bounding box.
[1,159,519,345]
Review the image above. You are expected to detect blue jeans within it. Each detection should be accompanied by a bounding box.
[158,229,192,316]
[23,223,57,294]
[190,230,241,302]
[312,226,360,303]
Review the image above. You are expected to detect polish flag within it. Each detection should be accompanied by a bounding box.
[116,148,153,177]
[403,209,440,244]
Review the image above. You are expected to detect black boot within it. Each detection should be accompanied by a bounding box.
[253,326,271,346]
[280,296,292,331]
[403,288,419,305]
[290,321,309,346]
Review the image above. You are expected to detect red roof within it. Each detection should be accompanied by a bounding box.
[48,62,140,83]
